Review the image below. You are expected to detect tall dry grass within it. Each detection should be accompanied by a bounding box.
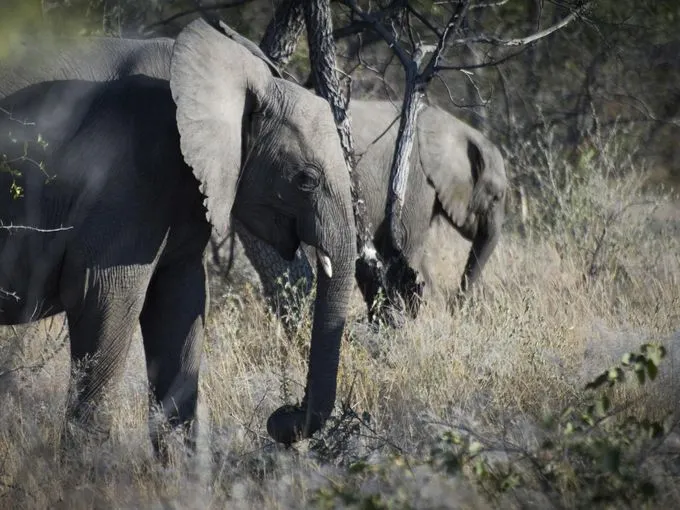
[1,124,680,508]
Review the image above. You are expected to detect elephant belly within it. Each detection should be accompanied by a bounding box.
[0,235,65,325]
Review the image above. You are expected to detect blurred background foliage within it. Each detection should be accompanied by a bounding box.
[2,0,679,192]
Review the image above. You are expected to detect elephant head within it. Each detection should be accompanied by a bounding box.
[170,19,356,444]
[417,106,507,296]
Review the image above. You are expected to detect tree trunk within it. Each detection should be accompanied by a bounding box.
[302,0,354,167]
[260,0,305,67]
[386,75,423,253]
[302,0,390,316]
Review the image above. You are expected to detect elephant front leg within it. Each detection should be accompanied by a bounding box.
[139,258,207,460]
[235,219,314,336]
[61,266,151,447]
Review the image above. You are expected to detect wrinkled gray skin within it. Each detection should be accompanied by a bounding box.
[236,99,507,320]
[0,19,356,450]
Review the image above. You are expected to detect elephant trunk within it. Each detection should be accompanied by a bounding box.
[266,228,355,445]
[459,196,504,293]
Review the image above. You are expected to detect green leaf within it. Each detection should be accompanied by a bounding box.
[595,395,610,417]
[474,458,487,477]
[601,447,621,473]
[349,461,369,474]
[644,343,667,367]
[647,359,658,381]
[585,372,608,390]
[581,412,595,426]
[608,367,625,384]
[10,180,23,199]
[469,441,483,455]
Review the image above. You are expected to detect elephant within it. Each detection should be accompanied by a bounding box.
[232,99,507,323]
[0,19,356,452]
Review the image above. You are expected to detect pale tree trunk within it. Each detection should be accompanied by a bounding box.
[379,2,471,319]
[386,72,423,254]
[378,58,426,321]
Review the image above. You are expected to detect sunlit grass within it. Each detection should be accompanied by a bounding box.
[1,153,680,507]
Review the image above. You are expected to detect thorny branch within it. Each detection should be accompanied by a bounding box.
[0,319,69,380]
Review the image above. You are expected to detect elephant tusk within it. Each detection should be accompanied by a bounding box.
[317,249,333,279]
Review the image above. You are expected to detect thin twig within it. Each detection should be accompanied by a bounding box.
[143,0,253,32]
[0,331,68,380]
[451,2,592,47]
[0,222,72,233]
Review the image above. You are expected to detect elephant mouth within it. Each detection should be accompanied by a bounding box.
[278,215,300,261]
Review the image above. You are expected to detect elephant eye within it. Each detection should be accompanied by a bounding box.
[296,167,322,192]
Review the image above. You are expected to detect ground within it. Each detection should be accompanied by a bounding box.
[1,169,679,509]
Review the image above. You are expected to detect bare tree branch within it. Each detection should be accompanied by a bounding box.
[0,223,72,233]
[143,0,254,32]
[449,1,592,48]
[406,4,442,38]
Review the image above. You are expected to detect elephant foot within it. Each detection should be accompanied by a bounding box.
[58,412,112,461]
[446,290,467,314]
[266,404,324,446]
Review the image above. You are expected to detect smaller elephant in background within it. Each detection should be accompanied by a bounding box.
[232,99,507,323]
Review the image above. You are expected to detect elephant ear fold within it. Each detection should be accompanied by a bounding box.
[418,109,478,228]
[169,18,271,236]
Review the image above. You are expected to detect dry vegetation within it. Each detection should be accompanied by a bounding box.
[2,129,680,508]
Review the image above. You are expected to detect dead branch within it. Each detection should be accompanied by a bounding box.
[143,0,254,32]
[448,1,592,48]
[0,325,68,380]
[342,0,470,253]
[0,223,72,233]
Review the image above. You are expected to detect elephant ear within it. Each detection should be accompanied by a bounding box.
[417,107,479,228]
[170,18,271,236]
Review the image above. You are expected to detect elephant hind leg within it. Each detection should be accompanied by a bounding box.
[61,265,152,443]
[139,257,207,457]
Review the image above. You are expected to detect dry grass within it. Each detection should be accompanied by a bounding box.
[2,155,680,508]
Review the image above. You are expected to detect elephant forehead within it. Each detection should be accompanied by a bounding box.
[278,83,337,131]
[291,104,336,135]
[278,115,341,164]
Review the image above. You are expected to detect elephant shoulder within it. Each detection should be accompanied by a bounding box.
[349,99,402,151]
[0,36,174,99]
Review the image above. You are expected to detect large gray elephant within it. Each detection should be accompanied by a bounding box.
[0,19,356,451]
[235,99,507,322]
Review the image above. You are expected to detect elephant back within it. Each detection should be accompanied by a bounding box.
[0,36,174,99]
[417,105,503,229]
[349,99,435,262]
[349,99,416,234]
